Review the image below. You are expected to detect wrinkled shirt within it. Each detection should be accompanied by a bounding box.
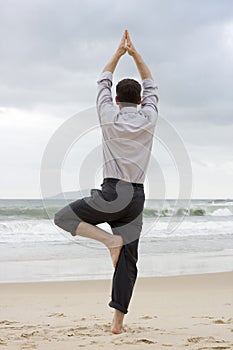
[96,71,159,183]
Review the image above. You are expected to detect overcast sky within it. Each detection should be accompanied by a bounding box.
[0,0,233,198]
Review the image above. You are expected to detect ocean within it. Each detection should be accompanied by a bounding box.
[0,198,233,282]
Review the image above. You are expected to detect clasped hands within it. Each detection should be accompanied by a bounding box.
[116,29,137,58]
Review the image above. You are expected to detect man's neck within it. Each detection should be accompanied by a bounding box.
[119,103,138,110]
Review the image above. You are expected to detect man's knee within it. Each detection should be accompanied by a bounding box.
[54,208,67,230]
[54,210,63,227]
[54,205,80,236]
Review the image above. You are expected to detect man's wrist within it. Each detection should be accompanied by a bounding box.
[114,50,123,59]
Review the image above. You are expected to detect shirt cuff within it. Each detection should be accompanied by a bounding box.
[98,71,113,83]
[142,78,157,89]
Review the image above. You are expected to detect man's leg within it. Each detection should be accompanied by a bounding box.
[54,198,123,268]
[110,237,140,333]
[109,216,142,334]
[111,309,125,334]
[75,222,123,268]
[54,186,143,334]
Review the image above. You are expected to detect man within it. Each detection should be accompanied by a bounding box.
[54,30,158,334]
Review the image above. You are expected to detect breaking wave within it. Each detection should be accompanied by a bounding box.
[0,200,232,220]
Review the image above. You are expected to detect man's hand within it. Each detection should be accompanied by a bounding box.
[125,30,153,80]
[116,30,127,58]
[101,30,153,79]
[102,30,127,73]
[125,30,137,57]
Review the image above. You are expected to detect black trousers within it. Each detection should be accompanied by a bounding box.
[54,178,145,314]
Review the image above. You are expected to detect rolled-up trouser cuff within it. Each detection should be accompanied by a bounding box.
[69,220,82,236]
[109,301,128,314]
[54,207,82,236]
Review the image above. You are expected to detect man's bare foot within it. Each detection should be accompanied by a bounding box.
[108,235,123,268]
[111,309,125,334]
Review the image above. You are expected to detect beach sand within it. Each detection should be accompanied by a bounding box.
[0,272,232,349]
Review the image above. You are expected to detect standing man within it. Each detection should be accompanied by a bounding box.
[54,30,158,334]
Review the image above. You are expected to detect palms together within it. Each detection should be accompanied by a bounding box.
[117,30,137,57]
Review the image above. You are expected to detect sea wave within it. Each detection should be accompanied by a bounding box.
[0,206,59,220]
[0,217,233,244]
[0,203,232,220]
[0,220,65,242]
[0,217,233,243]
[143,206,233,217]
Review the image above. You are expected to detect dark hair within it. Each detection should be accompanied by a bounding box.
[116,78,141,105]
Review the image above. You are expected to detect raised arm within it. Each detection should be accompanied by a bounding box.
[102,30,127,73]
[97,32,128,122]
[97,30,158,121]
[125,30,153,80]
[125,30,158,115]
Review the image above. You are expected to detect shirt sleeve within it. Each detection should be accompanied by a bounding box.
[141,78,159,123]
[96,71,118,124]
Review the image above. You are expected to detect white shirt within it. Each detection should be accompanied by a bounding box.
[96,71,159,183]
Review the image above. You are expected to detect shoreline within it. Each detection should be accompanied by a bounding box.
[1,266,233,285]
[1,272,233,349]
[1,248,233,283]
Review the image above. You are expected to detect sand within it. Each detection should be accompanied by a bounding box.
[0,272,233,349]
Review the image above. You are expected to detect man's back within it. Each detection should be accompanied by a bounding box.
[97,71,159,183]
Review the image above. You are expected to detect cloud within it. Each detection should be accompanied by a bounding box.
[0,0,233,197]
[0,0,233,121]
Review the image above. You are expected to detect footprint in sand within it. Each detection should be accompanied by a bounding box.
[0,339,7,345]
[20,342,37,349]
[0,320,18,325]
[213,318,232,324]
[48,312,66,318]
[21,331,39,338]
[67,332,74,337]
[161,344,173,347]
[125,325,157,334]
[187,336,204,343]
[135,338,156,344]
[188,336,232,350]
[93,323,112,333]
[192,316,215,319]
[113,338,156,346]
[198,347,231,350]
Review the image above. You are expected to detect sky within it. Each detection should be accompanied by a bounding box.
[0,0,233,199]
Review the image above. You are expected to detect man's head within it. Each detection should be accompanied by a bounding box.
[116,78,141,107]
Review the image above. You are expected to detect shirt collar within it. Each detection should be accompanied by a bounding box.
[120,106,138,113]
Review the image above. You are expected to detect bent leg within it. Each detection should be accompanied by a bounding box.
[76,222,123,268]
[54,197,123,267]
[54,199,84,236]
[54,194,110,235]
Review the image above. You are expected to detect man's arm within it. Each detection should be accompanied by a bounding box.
[97,31,127,121]
[102,30,127,73]
[125,30,153,80]
[126,30,158,115]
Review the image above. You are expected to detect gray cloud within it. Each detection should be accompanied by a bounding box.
[1,0,233,198]
[0,0,233,124]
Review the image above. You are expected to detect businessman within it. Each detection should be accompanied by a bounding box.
[54,30,158,334]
